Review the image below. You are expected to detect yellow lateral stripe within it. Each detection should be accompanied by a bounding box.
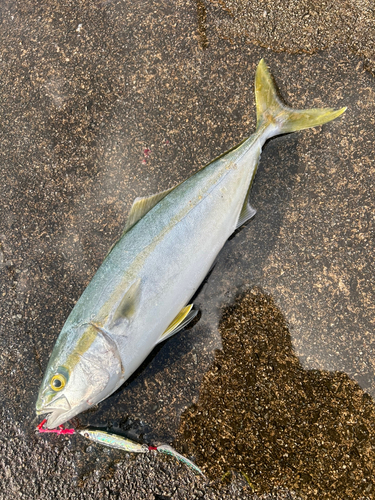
[65,324,98,372]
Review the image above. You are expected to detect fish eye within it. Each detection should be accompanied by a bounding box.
[50,373,66,391]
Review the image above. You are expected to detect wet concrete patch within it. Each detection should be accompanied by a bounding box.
[175,288,375,499]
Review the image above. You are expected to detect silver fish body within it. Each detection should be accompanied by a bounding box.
[36,60,345,428]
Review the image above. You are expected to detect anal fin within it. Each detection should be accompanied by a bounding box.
[235,149,259,231]
[156,304,197,345]
[236,202,256,230]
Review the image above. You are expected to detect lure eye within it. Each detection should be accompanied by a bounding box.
[50,374,66,391]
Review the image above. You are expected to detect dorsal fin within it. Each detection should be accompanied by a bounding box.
[104,186,178,259]
[123,187,176,234]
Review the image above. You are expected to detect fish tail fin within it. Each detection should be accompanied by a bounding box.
[255,59,346,135]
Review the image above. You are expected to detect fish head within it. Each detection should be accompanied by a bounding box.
[36,323,124,429]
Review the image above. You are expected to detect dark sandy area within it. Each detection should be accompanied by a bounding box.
[0,0,374,498]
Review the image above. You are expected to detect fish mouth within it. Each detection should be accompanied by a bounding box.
[36,395,73,429]
[37,408,68,429]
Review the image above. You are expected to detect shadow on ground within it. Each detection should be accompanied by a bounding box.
[175,288,375,499]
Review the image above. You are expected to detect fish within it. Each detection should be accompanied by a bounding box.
[36,59,346,428]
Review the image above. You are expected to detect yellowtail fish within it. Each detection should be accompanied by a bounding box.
[36,60,346,428]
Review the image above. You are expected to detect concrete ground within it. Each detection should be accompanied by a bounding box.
[0,0,374,498]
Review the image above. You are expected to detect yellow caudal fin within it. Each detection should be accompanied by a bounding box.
[255,59,346,134]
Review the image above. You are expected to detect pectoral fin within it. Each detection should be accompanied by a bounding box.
[156,304,198,345]
[108,278,142,331]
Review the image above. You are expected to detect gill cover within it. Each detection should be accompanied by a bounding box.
[36,323,124,428]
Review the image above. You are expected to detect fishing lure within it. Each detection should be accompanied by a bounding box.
[77,428,149,453]
[37,420,204,475]
[78,428,204,475]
